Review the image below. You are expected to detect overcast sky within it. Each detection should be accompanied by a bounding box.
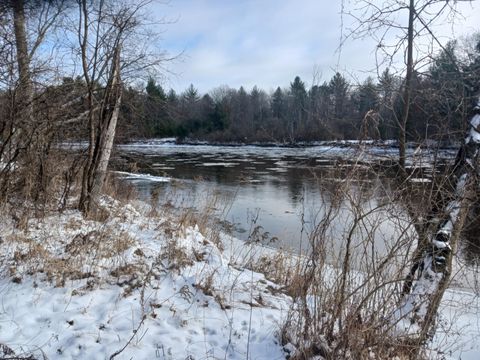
[150,0,480,94]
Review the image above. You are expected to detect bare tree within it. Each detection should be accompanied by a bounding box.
[75,0,164,216]
[344,0,479,341]
[0,0,68,208]
[345,0,467,171]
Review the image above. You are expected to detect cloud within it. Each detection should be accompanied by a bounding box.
[149,0,480,94]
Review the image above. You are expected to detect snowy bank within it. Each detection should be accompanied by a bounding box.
[0,198,290,359]
[0,197,479,359]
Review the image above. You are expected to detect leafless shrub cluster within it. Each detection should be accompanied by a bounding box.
[269,137,478,359]
[0,0,167,222]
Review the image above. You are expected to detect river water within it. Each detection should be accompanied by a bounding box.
[112,141,462,255]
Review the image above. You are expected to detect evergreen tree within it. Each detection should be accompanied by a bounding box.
[464,37,480,97]
[377,68,400,139]
[183,84,200,104]
[208,103,228,132]
[144,77,169,136]
[289,76,307,138]
[290,76,307,107]
[146,77,167,100]
[250,86,267,132]
[271,87,285,119]
[329,72,349,119]
[357,76,379,117]
[167,88,178,103]
[230,86,251,140]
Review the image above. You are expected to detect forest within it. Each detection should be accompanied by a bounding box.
[110,39,480,145]
[1,0,480,359]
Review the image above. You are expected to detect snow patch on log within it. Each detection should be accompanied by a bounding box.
[394,98,480,339]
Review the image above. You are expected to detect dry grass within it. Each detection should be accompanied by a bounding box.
[160,237,195,272]
[267,152,464,359]
[1,187,142,292]
[1,144,467,360]
[103,174,139,206]
[253,251,296,287]
[155,187,234,252]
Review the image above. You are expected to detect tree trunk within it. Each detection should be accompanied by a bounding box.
[398,0,415,172]
[395,98,480,343]
[12,0,34,127]
[79,45,122,216]
[90,46,123,202]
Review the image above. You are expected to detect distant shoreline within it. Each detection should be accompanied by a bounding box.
[118,137,461,150]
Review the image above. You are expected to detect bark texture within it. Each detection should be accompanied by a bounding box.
[12,0,33,126]
[79,45,122,216]
[396,98,480,342]
[398,0,415,172]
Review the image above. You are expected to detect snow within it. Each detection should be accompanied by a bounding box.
[432,288,480,360]
[466,115,480,144]
[114,171,171,183]
[409,177,432,183]
[394,256,444,336]
[433,240,451,250]
[470,114,480,129]
[438,220,454,237]
[1,197,479,359]
[1,274,286,359]
[198,162,239,167]
[0,161,17,171]
[266,167,288,172]
[0,198,289,359]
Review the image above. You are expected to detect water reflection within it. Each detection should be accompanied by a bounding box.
[113,144,470,262]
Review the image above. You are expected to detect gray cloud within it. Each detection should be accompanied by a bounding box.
[150,0,480,93]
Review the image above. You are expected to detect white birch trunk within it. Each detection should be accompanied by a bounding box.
[89,47,122,203]
[80,45,122,216]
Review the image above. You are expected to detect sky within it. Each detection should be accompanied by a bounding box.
[149,0,480,94]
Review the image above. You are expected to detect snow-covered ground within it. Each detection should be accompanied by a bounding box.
[0,199,290,359]
[432,288,480,360]
[0,197,479,359]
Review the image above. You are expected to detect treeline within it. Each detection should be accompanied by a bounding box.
[115,39,480,144]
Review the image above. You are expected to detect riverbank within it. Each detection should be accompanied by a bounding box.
[0,196,294,359]
[118,137,462,150]
[0,195,479,359]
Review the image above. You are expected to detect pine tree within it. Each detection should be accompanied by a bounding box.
[271,87,285,119]
[329,72,349,120]
[289,76,307,138]
[146,77,167,101]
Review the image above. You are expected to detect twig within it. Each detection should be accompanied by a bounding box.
[108,315,147,360]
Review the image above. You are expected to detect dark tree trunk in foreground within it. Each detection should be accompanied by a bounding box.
[398,0,414,172]
[396,97,480,343]
[12,0,33,126]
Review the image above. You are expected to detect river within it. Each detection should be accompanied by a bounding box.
[111,141,463,257]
